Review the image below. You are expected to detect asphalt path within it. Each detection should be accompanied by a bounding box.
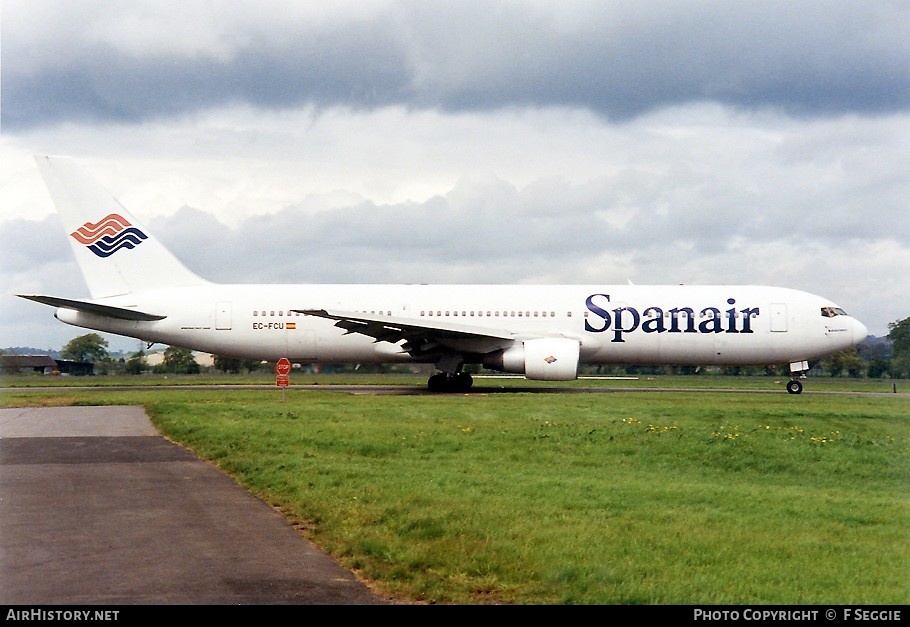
[0,405,389,605]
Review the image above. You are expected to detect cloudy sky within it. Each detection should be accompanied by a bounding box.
[1,0,908,353]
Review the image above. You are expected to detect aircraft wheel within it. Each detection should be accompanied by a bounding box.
[786,380,803,395]
[427,372,473,392]
[427,373,448,392]
[454,372,473,391]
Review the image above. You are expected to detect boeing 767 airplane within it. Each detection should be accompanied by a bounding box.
[19,156,867,393]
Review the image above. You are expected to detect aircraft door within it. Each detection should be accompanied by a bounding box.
[770,303,787,332]
[215,301,232,330]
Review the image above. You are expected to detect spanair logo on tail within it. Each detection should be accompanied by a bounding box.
[70,213,148,258]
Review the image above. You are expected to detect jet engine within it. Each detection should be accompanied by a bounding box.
[484,337,580,380]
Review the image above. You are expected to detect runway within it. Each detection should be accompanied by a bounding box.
[0,405,388,605]
[2,382,900,396]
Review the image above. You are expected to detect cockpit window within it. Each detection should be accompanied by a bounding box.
[821,306,848,318]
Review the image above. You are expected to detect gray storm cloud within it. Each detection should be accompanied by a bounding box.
[3,1,908,130]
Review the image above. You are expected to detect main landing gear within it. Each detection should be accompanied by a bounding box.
[427,355,474,392]
[427,371,474,392]
[786,379,803,395]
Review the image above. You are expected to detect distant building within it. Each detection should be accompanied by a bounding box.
[144,351,214,368]
[0,355,94,376]
[54,359,95,376]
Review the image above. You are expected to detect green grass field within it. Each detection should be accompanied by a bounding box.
[2,374,908,604]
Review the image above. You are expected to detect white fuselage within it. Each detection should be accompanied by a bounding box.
[53,283,866,369]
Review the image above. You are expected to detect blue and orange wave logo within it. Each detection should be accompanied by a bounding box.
[70,214,147,258]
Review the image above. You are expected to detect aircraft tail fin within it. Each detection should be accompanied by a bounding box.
[34,156,209,298]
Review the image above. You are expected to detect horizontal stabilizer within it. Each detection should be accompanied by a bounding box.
[17,295,167,321]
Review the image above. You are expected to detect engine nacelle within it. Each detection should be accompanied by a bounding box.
[484,337,580,381]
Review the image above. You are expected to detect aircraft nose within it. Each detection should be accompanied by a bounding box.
[853,318,868,344]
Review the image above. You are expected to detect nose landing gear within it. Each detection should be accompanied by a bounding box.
[786,360,809,394]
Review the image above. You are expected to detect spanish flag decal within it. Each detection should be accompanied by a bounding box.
[286,322,296,330]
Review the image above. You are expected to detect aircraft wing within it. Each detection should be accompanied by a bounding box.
[17,294,167,321]
[295,308,515,356]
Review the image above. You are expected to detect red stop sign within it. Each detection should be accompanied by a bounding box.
[276,357,291,375]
